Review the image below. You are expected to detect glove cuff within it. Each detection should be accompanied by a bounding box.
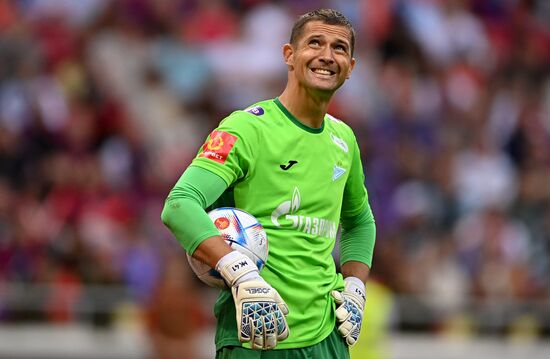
[344,276,366,304]
[216,251,260,287]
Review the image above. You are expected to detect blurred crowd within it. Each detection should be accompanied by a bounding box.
[1,0,550,350]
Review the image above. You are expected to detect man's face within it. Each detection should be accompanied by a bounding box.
[285,21,355,94]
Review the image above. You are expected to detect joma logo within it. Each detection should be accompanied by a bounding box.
[245,288,270,294]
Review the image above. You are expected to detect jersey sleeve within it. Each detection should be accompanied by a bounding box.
[341,134,369,218]
[161,166,229,254]
[340,133,376,267]
[190,111,260,186]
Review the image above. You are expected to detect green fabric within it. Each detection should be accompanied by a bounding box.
[188,98,374,349]
[215,327,349,359]
[340,203,376,267]
[161,166,228,254]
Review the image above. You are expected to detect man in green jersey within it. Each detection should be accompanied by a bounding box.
[161,8,376,358]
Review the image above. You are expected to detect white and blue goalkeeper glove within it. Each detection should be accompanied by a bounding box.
[216,251,289,350]
[331,276,366,346]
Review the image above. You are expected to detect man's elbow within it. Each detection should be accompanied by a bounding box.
[160,199,176,228]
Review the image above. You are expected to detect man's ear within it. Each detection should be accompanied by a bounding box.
[283,43,294,70]
[346,57,356,79]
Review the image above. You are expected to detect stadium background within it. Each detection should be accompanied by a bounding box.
[0,0,550,358]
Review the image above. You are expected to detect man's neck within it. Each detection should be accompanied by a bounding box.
[278,86,333,129]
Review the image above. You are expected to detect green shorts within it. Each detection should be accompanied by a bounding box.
[215,327,349,359]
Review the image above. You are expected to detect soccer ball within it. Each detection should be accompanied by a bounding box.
[186,207,268,288]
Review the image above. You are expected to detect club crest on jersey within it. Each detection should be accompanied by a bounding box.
[333,165,346,181]
[330,133,349,153]
[246,106,264,116]
[199,130,237,164]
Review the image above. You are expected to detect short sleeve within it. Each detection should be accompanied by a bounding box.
[190,112,259,186]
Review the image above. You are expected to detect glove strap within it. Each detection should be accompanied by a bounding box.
[344,276,366,304]
[216,251,260,287]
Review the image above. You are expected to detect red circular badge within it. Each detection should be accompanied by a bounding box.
[214,217,230,230]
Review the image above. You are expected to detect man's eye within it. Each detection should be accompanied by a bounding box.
[309,40,320,46]
[335,45,347,52]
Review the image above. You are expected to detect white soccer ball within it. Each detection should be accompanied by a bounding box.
[186,207,268,288]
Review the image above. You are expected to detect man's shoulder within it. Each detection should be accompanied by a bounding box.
[228,99,276,118]
[325,113,356,139]
[220,99,279,129]
[241,99,276,117]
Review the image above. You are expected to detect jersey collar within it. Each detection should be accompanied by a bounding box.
[273,98,325,134]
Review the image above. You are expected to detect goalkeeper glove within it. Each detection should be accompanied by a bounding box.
[331,276,366,346]
[216,251,289,350]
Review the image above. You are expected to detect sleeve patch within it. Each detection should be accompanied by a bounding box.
[199,130,238,164]
[245,106,264,116]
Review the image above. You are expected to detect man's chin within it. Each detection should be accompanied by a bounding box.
[308,81,342,94]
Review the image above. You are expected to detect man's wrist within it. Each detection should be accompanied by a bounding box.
[344,276,365,289]
[216,251,260,286]
[344,276,366,303]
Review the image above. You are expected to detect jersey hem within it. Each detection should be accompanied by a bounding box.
[215,338,242,351]
[215,324,335,351]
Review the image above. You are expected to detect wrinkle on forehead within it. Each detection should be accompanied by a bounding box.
[302,21,352,45]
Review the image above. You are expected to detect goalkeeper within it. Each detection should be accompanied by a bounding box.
[162,8,376,359]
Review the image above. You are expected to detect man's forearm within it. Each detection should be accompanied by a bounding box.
[341,260,370,283]
[340,203,376,268]
[192,235,233,268]
[161,166,230,255]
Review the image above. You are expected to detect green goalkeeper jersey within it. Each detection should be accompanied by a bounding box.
[190,98,370,350]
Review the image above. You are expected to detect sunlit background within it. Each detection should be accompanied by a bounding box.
[1,0,550,358]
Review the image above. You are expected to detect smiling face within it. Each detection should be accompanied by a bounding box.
[284,21,356,95]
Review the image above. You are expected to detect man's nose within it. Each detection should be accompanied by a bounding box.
[318,46,335,64]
